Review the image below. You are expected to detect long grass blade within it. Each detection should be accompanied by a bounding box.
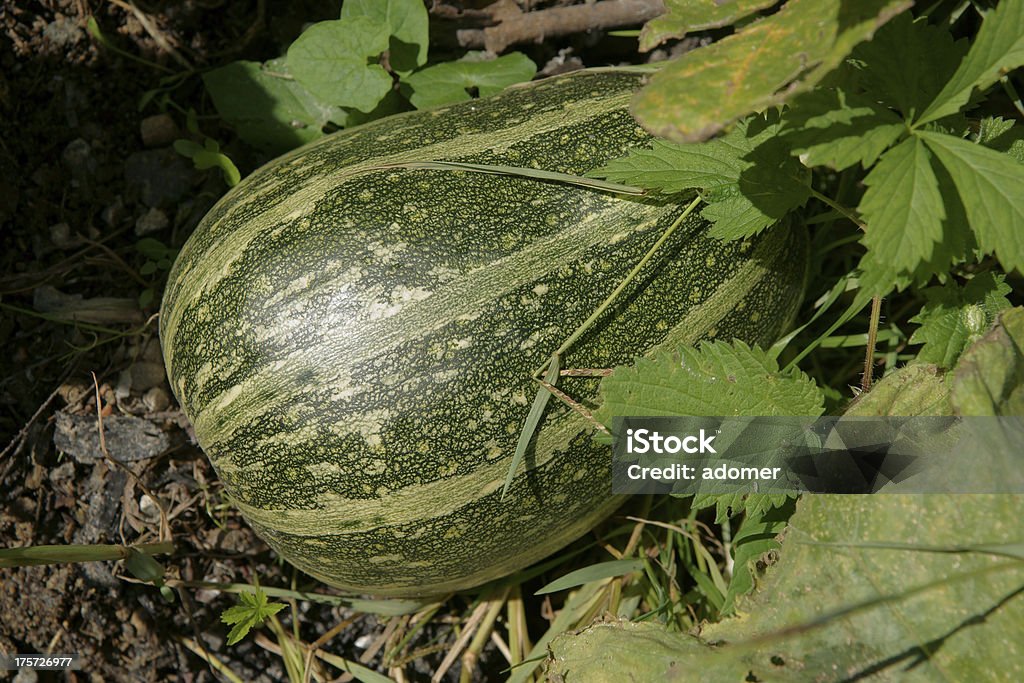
[534,558,646,595]
[502,355,560,500]
[371,161,646,195]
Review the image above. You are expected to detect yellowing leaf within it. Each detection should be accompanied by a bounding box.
[632,0,911,142]
[638,0,778,52]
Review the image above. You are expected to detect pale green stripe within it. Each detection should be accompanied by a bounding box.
[161,87,635,371]
[193,201,672,447]
[651,233,786,352]
[224,405,591,535]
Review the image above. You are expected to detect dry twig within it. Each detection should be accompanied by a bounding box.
[457,0,665,53]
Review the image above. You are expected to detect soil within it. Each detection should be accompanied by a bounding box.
[0,2,668,681]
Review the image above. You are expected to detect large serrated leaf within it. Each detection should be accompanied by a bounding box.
[595,341,824,426]
[858,136,946,275]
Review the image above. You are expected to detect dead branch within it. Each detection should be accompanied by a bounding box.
[457,0,666,53]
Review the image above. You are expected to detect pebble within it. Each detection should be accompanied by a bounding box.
[43,16,84,50]
[49,222,80,250]
[130,361,167,392]
[143,386,170,412]
[134,206,169,236]
[140,114,179,148]
[101,195,126,227]
[62,137,96,181]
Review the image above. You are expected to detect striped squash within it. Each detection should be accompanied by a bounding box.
[160,69,807,597]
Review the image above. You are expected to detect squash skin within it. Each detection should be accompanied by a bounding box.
[160,69,808,597]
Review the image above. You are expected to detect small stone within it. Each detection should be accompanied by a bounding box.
[49,222,80,249]
[134,207,169,236]
[101,195,126,227]
[139,494,160,522]
[140,113,179,147]
[43,16,84,50]
[130,361,167,392]
[143,386,170,412]
[62,138,96,180]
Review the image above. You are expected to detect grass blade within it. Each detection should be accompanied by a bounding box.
[534,558,646,595]
[372,161,646,195]
[502,355,560,500]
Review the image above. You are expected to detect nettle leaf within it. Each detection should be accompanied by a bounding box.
[977,117,1024,163]
[846,364,953,416]
[221,588,286,646]
[596,343,822,519]
[631,0,911,142]
[852,11,967,120]
[592,114,810,239]
[858,136,945,275]
[404,53,537,110]
[918,131,1024,274]
[638,0,778,52]
[341,0,429,74]
[783,87,905,170]
[287,17,393,113]
[917,0,1024,125]
[595,341,824,425]
[202,59,346,155]
[951,307,1024,416]
[908,273,1012,369]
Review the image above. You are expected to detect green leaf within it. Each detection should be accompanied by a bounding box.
[852,11,967,120]
[951,307,1024,416]
[202,59,346,155]
[846,364,952,416]
[638,0,778,52]
[908,273,1012,369]
[977,116,1024,163]
[287,18,393,113]
[535,559,646,595]
[404,52,537,110]
[632,0,911,142]
[918,130,1024,273]
[596,341,824,421]
[545,495,1024,681]
[720,499,794,615]
[592,114,810,239]
[221,587,286,646]
[917,0,1024,125]
[783,87,905,170]
[858,136,945,275]
[341,0,429,74]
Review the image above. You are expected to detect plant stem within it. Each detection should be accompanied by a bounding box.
[862,295,882,392]
[809,188,864,229]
